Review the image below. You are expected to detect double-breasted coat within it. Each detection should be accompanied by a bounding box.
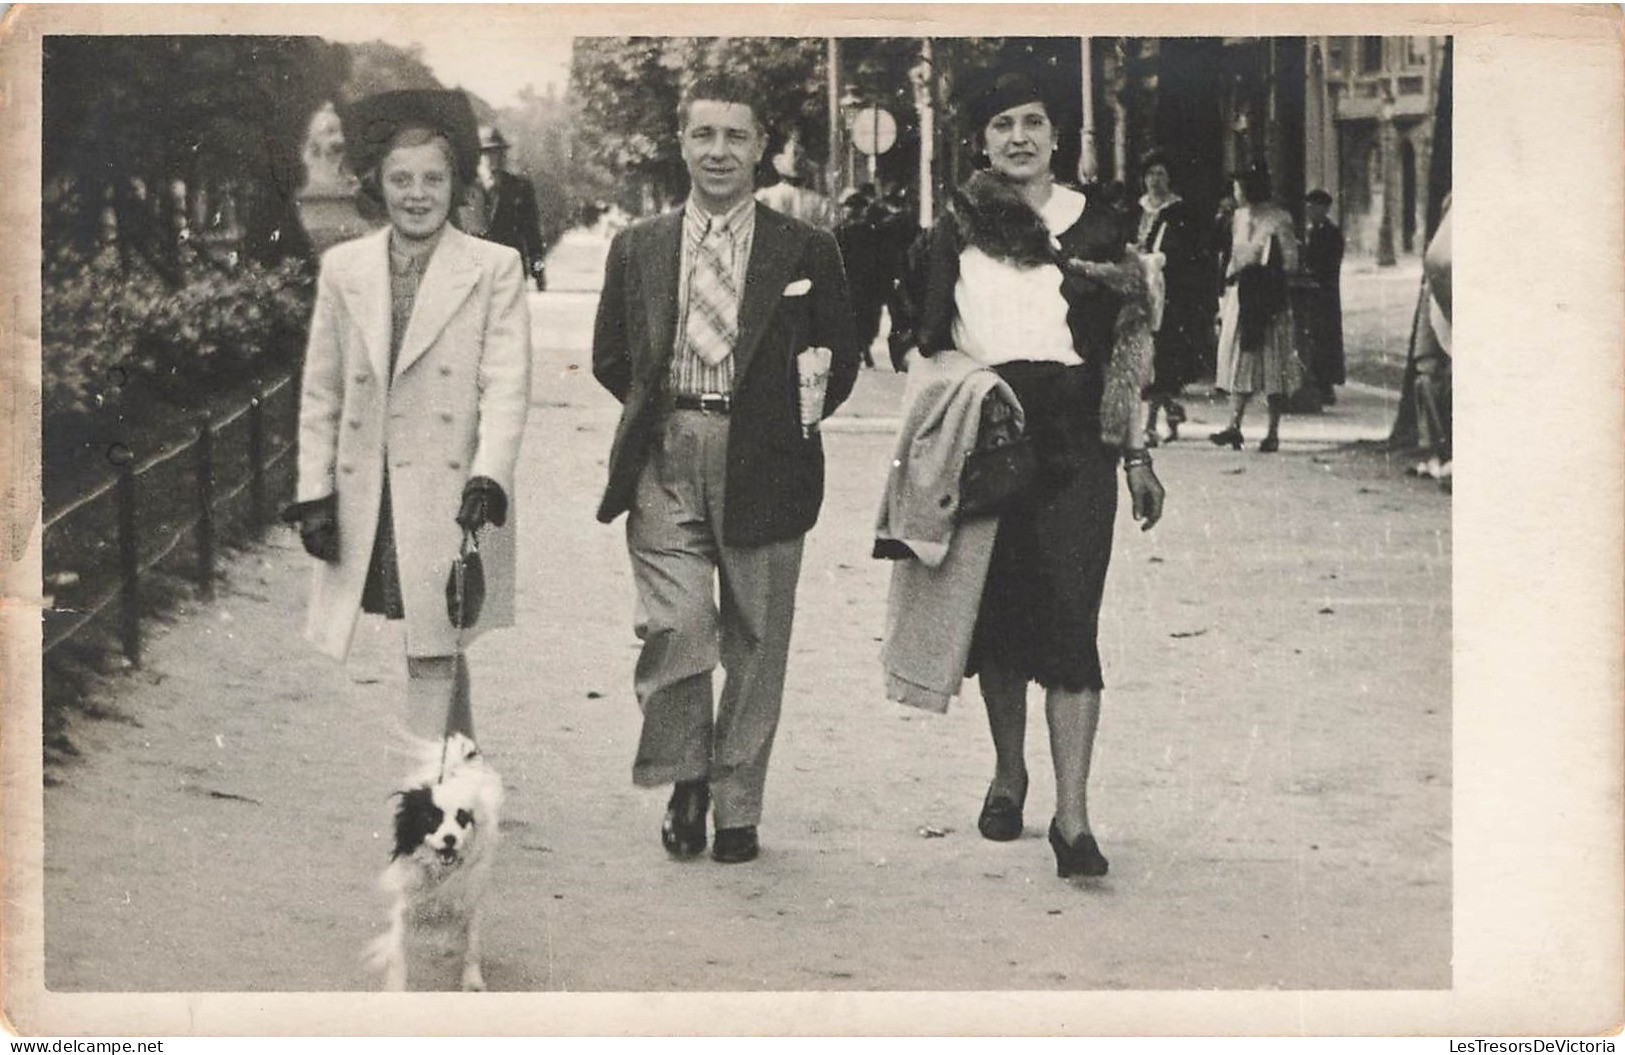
[296,225,532,661]
[591,203,861,547]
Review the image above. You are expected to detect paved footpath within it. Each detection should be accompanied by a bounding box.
[40,233,1452,1007]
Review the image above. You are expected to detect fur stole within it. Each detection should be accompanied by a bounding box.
[949,171,1060,268]
[947,172,1156,448]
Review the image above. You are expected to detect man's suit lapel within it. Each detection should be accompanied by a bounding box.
[639,211,684,373]
[731,205,802,391]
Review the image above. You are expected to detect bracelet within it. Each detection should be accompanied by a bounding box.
[1122,450,1154,472]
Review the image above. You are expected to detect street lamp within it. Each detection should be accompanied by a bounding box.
[1376,89,1398,266]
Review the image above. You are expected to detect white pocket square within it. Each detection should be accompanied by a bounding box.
[782,278,812,297]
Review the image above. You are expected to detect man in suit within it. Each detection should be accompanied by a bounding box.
[592,73,861,864]
[1300,188,1346,405]
[476,125,550,291]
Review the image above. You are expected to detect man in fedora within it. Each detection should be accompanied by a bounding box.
[592,72,861,864]
[476,125,550,291]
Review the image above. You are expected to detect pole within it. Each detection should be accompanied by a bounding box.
[827,38,841,200]
[913,39,934,227]
[247,393,265,527]
[116,455,140,667]
[1079,37,1098,182]
[195,416,215,600]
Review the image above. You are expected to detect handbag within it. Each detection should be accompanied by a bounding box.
[959,395,1037,520]
[445,528,486,630]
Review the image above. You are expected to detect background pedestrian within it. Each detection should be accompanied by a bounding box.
[1300,188,1346,405]
[1210,164,1299,452]
[1134,149,1207,445]
[476,125,552,291]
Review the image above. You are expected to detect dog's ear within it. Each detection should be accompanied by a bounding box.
[391,785,443,860]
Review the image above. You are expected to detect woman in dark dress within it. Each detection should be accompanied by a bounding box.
[901,72,1166,879]
[1135,149,1208,445]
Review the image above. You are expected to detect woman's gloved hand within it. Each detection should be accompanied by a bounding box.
[456,476,508,532]
[280,495,339,562]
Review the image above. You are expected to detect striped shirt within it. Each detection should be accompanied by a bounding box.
[670,195,756,396]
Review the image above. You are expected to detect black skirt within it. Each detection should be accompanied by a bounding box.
[967,361,1118,692]
[360,469,406,620]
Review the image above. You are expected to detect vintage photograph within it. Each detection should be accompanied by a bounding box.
[3,3,1619,1039]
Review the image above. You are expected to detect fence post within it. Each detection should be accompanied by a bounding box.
[195,416,215,600]
[115,455,141,667]
[247,393,266,527]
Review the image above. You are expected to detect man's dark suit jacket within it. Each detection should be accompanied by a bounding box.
[592,202,861,547]
[483,170,548,279]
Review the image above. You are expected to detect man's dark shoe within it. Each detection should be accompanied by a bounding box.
[711,825,760,864]
[661,779,709,858]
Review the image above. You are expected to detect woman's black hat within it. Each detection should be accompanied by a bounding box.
[342,89,481,184]
[960,70,1052,133]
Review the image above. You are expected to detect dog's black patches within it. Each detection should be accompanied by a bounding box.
[456,808,475,829]
[391,785,444,860]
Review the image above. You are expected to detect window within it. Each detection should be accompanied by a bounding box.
[1326,37,1346,76]
[1406,36,1433,66]
[1360,36,1385,74]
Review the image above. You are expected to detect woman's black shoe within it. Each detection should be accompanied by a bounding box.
[661,779,709,858]
[977,780,1027,842]
[1209,426,1244,450]
[1048,819,1109,878]
[1258,434,1280,453]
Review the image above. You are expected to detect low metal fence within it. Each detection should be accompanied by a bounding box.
[42,374,299,666]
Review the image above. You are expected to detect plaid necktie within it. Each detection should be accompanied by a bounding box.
[685,217,738,367]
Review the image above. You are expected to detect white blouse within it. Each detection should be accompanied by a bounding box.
[951,183,1088,368]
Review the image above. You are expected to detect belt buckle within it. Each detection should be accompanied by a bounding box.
[699,393,728,413]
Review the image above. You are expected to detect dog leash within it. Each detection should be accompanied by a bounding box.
[438,526,479,785]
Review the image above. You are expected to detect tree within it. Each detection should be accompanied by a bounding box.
[568,37,829,214]
[338,39,444,102]
[42,36,352,277]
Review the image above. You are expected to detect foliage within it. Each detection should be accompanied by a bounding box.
[338,40,444,101]
[42,245,315,430]
[492,84,575,246]
[569,38,829,212]
[42,36,352,274]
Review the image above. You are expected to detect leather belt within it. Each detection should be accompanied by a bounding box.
[672,392,731,414]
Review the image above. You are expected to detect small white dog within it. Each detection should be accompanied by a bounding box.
[364,733,504,991]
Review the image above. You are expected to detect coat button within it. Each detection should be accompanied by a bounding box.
[439,366,453,377]
[448,459,462,470]
[440,411,454,423]
[353,373,369,384]
[340,464,355,475]
[347,419,362,429]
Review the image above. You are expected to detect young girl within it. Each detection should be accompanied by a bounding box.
[285,90,531,741]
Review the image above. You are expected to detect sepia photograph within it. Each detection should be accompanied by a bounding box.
[1,3,1619,1039]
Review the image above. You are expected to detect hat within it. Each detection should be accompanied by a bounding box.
[1304,188,1334,206]
[479,125,510,152]
[961,70,1050,132]
[343,89,481,184]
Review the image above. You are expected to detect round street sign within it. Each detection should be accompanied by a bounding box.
[850,106,897,156]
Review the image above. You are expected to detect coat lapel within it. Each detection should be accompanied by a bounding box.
[731,205,803,390]
[640,211,684,374]
[339,228,393,384]
[394,227,480,379]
